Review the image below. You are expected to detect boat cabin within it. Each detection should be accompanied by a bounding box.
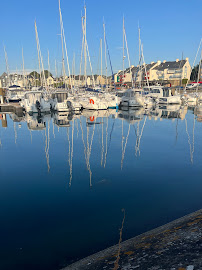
[52,91,68,103]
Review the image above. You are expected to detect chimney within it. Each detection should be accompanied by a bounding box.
[185,57,189,61]
[157,60,161,65]
[163,60,166,63]
[151,61,154,64]
[176,59,179,62]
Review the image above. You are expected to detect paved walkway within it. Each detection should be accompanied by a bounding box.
[62,209,202,270]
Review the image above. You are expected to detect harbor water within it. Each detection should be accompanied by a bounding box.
[0,106,202,270]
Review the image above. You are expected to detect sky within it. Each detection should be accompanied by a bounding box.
[0,0,201,76]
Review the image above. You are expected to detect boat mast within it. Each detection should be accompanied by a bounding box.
[84,5,87,86]
[22,47,25,89]
[79,15,85,87]
[103,21,108,90]
[141,43,150,91]
[48,49,51,91]
[4,46,10,87]
[55,59,58,89]
[124,23,134,88]
[58,0,67,90]
[100,38,102,90]
[72,52,75,89]
[34,21,47,90]
[34,21,42,86]
[184,38,202,93]
[196,48,202,93]
[122,16,125,90]
[138,25,141,88]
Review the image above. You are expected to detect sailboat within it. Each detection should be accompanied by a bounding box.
[119,19,145,109]
[21,21,52,114]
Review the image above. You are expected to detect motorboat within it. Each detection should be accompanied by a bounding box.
[119,88,145,108]
[6,85,25,102]
[51,90,71,112]
[145,86,181,105]
[20,91,51,114]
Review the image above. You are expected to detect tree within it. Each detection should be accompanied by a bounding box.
[190,61,202,81]
[42,70,53,79]
[29,71,40,79]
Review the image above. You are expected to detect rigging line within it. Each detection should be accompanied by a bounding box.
[86,40,96,88]
[124,27,133,87]
[184,38,202,92]
[105,32,116,90]
[59,1,72,89]
[196,48,202,93]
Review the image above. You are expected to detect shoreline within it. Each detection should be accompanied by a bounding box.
[62,208,202,270]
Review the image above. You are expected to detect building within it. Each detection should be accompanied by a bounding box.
[46,76,54,86]
[112,57,191,87]
[151,58,191,86]
[0,72,30,88]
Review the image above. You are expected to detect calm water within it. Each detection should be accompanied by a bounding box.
[0,106,202,270]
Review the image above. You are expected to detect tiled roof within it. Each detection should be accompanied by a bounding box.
[154,60,186,71]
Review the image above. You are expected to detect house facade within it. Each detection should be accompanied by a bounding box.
[113,58,191,87]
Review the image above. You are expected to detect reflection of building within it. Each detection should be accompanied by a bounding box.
[0,114,7,128]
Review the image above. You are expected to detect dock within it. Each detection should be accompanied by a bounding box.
[0,103,23,117]
[62,209,202,270]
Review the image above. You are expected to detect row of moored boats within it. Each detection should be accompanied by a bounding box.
[5,85,202,114]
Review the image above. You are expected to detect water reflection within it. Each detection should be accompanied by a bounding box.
[1,105,202,270]
[0,104,201,179]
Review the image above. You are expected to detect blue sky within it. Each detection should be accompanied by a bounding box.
[0,0,201,76]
